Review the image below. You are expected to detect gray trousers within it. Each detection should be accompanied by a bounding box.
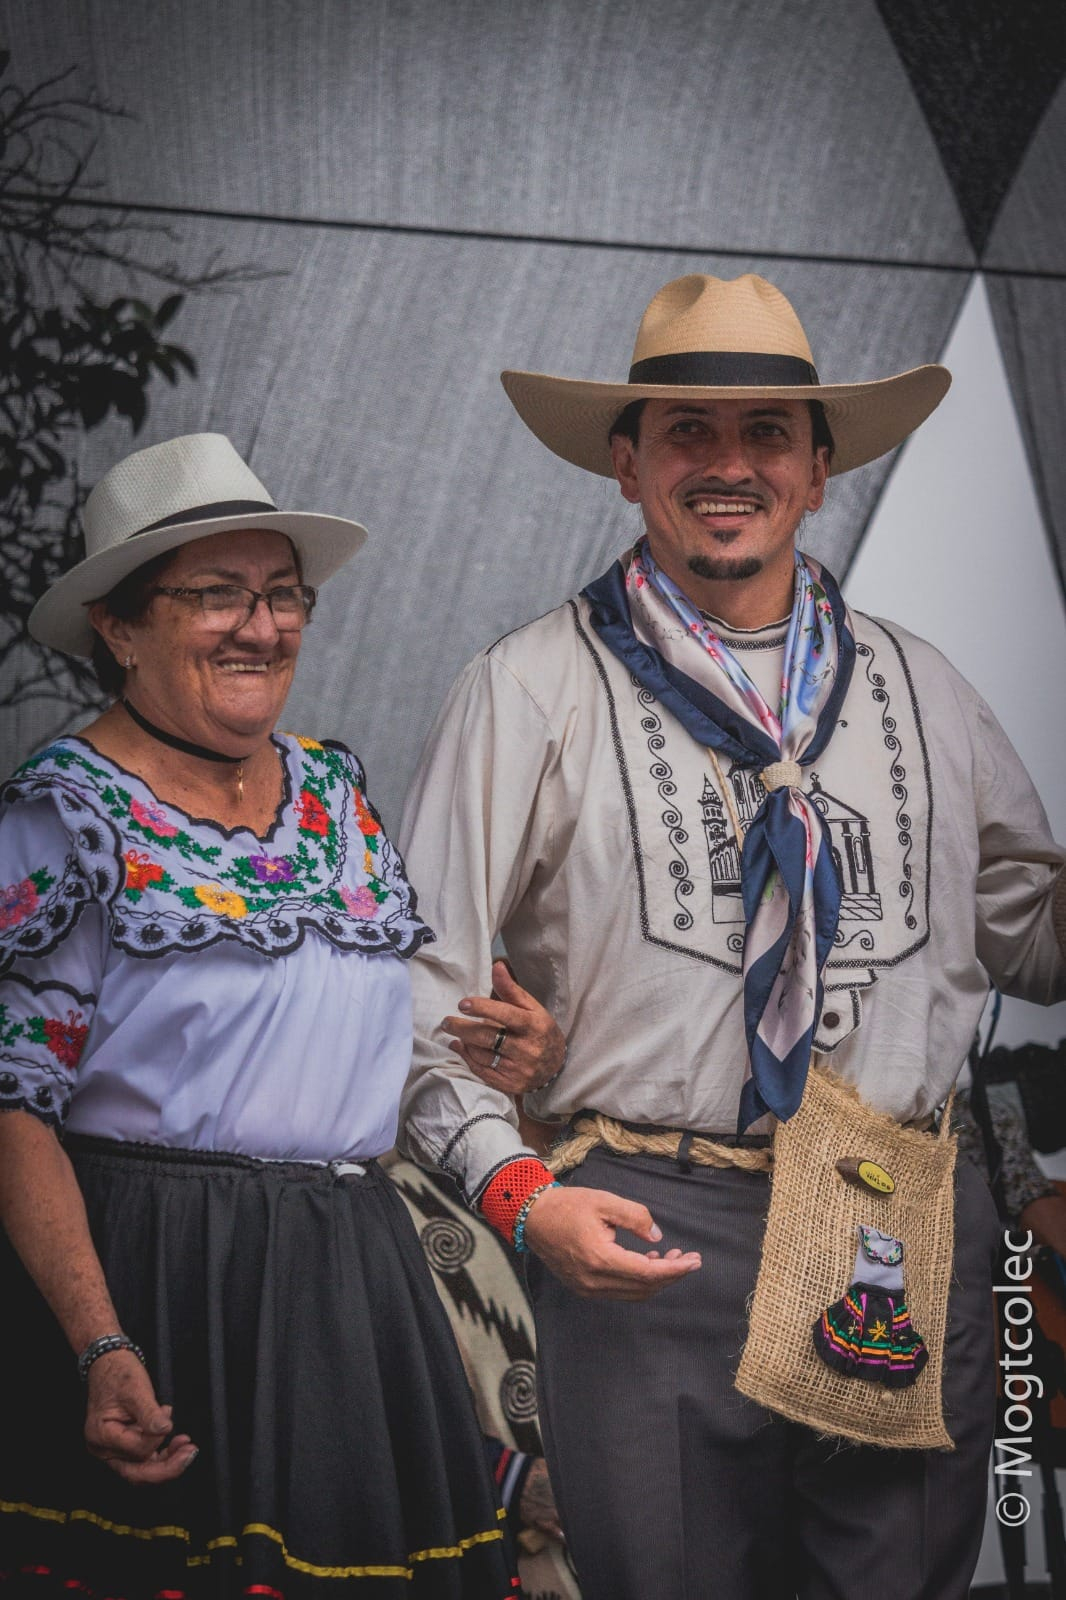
[528,1147,1001,1600]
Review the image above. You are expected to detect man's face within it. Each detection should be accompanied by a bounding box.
[610,398,829,605]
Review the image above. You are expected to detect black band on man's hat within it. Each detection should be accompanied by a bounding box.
[628,352,820,387]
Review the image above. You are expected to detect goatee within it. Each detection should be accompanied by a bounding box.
[688,554,763,582]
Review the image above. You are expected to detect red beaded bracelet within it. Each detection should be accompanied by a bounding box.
[480,1157,557,1245]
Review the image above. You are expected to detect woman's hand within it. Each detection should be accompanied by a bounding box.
[85,1349,197,1484]
[0,1112,198,1481]
[442,959,566,1096]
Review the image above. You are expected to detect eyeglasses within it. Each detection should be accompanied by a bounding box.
[151,583,318,631]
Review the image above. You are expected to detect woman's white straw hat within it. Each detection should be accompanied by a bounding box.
[500,273,951,478]
[29,433,368,658]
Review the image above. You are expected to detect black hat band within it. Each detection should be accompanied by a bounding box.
[628,352,819,387]
[130,499,278,539]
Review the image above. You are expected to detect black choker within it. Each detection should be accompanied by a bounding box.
[121,699,252,765]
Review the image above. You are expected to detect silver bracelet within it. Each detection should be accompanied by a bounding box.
[76,1332,146,1383]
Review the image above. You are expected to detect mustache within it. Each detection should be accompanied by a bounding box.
[681,482,765,506]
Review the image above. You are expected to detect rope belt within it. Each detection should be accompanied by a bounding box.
[547,1111,775,1177]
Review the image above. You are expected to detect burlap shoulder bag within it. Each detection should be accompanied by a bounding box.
[735,1065,957,1450]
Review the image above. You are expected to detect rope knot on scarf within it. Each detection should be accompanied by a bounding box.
[760,760,802,792]
[582,537,856,1131]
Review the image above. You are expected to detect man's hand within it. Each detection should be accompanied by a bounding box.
[523,1183,701,1300]
[444,959,566,1094]
[85,1350,197,1484]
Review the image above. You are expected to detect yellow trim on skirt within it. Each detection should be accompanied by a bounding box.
[0,1498,505,1579]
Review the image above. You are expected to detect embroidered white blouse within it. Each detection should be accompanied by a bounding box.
[0,734,431,1162]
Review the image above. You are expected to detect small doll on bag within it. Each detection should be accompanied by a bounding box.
[813,1225,929,1389]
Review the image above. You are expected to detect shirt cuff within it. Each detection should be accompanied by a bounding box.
[437,1111,535,1204]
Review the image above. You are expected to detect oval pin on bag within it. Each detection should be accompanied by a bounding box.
[836,1158,896,1195]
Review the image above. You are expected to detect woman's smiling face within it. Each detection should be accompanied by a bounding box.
[93,527,304,755]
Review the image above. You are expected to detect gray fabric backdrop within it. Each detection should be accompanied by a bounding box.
[2,0,1062,827]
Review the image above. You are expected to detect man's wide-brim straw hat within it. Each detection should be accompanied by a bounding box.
[29,433,368,657]
[501,273,951,477]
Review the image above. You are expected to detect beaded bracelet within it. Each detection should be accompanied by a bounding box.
[480,1156,557,1243]
[512,1180,561,1254]
[77,1332,146,1383]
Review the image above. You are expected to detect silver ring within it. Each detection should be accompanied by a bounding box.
[492,1026,508,1055]
[488,1048,503,1072]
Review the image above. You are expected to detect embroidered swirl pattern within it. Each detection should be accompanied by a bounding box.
[858,643,916,930]
[635,680,694,931]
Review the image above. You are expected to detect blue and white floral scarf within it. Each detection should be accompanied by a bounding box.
[583,537,856,1128]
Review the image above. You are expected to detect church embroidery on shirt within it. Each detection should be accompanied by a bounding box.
[809,776,882,923]
[700,771,883,926]
[577,604,932,1017]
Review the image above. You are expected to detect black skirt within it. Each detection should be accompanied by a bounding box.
[0,1139,517,1599]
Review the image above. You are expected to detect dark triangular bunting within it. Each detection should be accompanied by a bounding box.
[874,0,1066,255]
[985,274,1066,601]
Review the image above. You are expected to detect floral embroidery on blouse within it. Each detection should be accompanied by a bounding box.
[0,779,106,972]
[249,852,295,883]
[0,735,432,964]
[33,1010,90,1068]
[123,850,169,897]
[129,797,179,838]
[193,883,249,919]
[297,789,331,838]
[0,1000,87,1065]
[341,884,381,919]
[0,972,95,1124]
[0,871,52,930]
